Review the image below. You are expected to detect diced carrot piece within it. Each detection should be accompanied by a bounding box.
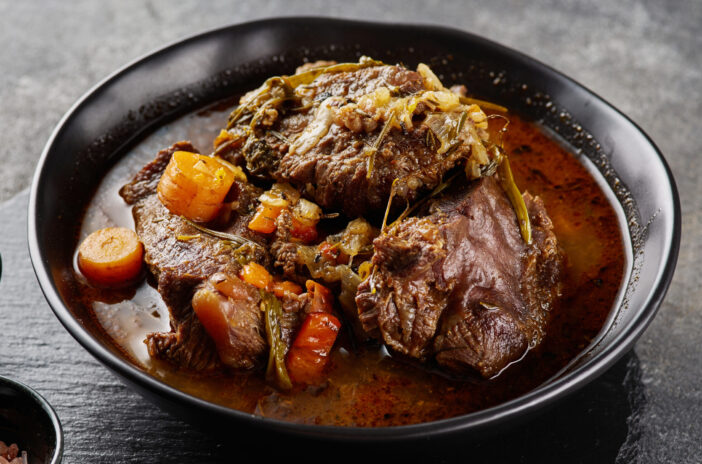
[286,312,341,384]
[271,280,303,297]
[239,262,273,289]
[305,280,333,313]
[291,217,318,243]
[248,204,284,234]
[192,287,230,353]
[212,272,252,300]
[157,151,236,222]
[77,227,143,286]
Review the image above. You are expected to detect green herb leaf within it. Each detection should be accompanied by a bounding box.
[262,291,293,391]
[496,152,532,244]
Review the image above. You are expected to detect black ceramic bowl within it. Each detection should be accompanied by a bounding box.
[28,17,679,441]
[0,376,63,463]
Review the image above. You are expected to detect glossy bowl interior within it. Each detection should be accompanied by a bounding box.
[0,376,63,463]
[28,17,679,441]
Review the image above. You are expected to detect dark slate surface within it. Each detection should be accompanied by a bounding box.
[1,1,700,462]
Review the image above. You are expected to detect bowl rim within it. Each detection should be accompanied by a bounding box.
[0,375,63,462]
[27,16,681,441]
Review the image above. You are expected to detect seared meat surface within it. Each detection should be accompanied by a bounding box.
[356,177,562,378]
[277,124,460,219]
[221,58,493,217]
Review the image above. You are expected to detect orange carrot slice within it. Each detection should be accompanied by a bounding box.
[248,203,284,234]
[270,280,304,298]
[77,227,143,286]
[157,151,237,222]
[290,217,318,243]
[238,262,273,289]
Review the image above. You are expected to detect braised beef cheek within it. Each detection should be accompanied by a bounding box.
[224,63,487,218]
[356,177,562,377]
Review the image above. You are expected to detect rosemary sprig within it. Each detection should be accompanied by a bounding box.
[182,217,263,249]
[366,111,396,179]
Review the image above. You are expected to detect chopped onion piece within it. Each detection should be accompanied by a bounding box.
[293,198,322,223]
[271,182,301,204]
[258,191,289,209]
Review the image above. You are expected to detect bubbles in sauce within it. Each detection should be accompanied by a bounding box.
[77,102,627,427]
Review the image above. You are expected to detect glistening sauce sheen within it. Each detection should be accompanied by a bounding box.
[76,102,626,427]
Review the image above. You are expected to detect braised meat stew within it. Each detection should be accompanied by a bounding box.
[73,58,626,426]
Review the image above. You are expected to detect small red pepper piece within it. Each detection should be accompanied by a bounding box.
[286,312,341,384]
[290,217,319,243]
[248,204,284,234]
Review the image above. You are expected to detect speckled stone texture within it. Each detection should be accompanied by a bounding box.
[1,0,700,462]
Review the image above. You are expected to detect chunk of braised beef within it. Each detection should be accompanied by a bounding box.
[357,217,451,359]
[432,184,562,377]
[224,62,489,218]
[276,124,461,218]
[193,274,267,370]
[356,177,563,378]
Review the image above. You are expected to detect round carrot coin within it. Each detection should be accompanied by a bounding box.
[77,227,144,286]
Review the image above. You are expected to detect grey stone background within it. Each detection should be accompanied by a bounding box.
[1,0,700,462]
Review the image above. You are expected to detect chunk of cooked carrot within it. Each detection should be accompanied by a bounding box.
[157,151,237,222]
[77,227,143,286]
[192,287,230,353]
[248,204,284,234]
[239,262,273,289]
[318,242,337,260]
[193,273,266,369]
[271,280,304,297]
[305,280,333,313]
[212,272,251,300]
[318,241,349,264]
[286,312,341,384]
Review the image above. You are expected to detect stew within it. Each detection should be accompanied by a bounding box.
[73,58,626,426]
